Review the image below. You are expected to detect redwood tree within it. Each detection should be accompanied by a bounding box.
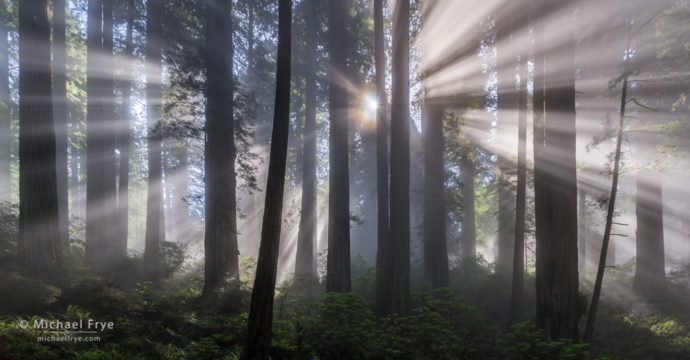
[0,0,9,203]
[326,0,351,293]
[203,0,240,296]
[388,0,410,315]
[534,4,580,340]
[242,1,292,358]
[295,0,318,281]
[143,0,165,282]
[17,0,61,280]
[374,0,391,316]
[423,104,449,289]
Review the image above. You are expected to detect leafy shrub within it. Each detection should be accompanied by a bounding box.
[500,322,590,360]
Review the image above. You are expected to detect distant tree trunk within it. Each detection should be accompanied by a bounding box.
[534,7,579,340]
[116,0,135,258]
[495,24,516,275]
[86,0,105,272]
[101,0,118,262]
[52,0,69,248]
[241,1,291,358]
[0,0,9,204]
[509,52,527,325]
[423,104,449,289]
[461,150,476,262]
[578,189,586,271]
[143,0,165,282]
[203,0,239,296]
[388,0,410,315]
[374,0,391,316]
[326,0,351,293]
[633,171,666,295]
[18,0,61,280]
[295,0,317,281]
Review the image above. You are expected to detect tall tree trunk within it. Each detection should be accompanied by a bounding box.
[116,0,135,258]
[18,0,61,280]
[143,0,165,282]
[52,0,69,248]
[388,0,410,315]
[85,0,105,272]
[461,150,476,262]
[101,0,117,264]
[509,52,527,325]
[295,0,317,281]
[326,0,351,293]
[633,171,666,295]
[535,6,579,340]
[374,0,391,316]
[0,0,10,203]
[423,104,449,289]
[241,1,291,358]
[203,0,239,296]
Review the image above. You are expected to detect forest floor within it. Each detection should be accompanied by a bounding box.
[1,210,689,359]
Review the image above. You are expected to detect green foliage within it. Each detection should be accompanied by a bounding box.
[501,322,590,360]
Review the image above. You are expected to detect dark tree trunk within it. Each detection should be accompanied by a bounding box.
[241,1,291,358]
[143,0,165,282]
[18,0,61,280]
[461,150,476,263]
[86,0,106,272]
[633,171,666,295]
[509,52,527,325]
[116,0,135,258]
[86,0,118,273]
[0,0,9,204]
[388,0,410,315]
[374,0,391,316]
[423,104,449,289]
[295,0,317,281]
[326,0,351,293]
[534,8,579,340]
[101,0,117,262]
[203,0,240,296]
[52,0,69,248]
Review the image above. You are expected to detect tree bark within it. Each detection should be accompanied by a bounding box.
[535,6,579,340]
[389,0,410,315]
[461,150,476,263]
[326,0,351,293]
[116,0,135,258]
[18,0,61,280]
[295,0,317,281]
[241,1,291,358]
[143,0,165,282]
[423,104,449,289]
[509,51,527,325]
[203,0,240,296]
[52,0,69,248]
[86,0,106,272]
[374,0,391,316]
[0,0,10,204]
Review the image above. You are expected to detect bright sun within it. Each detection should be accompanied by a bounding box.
[364,94,378,113]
